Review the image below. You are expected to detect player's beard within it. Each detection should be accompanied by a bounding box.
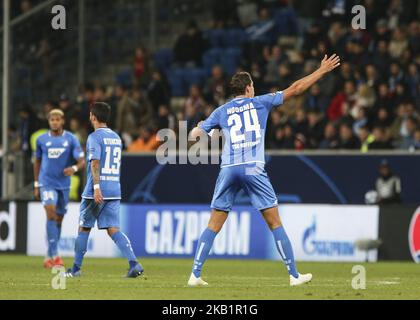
[50,126,63,135]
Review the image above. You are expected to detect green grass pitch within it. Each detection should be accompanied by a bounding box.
[0,255,419,300]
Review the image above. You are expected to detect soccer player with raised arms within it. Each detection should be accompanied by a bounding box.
[188,54,341,287]
[64,102,144,278]
[34,109,86,268]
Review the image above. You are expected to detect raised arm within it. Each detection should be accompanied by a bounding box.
[283,54,341,101]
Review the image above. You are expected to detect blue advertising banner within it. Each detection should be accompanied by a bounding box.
[121,154,420,205]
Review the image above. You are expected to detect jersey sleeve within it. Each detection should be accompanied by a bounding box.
[254,91,284,111]
[35,137,42,160]
[200,108,221,135]
[71,135,85,160]
[87,135,101,161]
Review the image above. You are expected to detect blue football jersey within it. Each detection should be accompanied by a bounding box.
[82,128,122,200]
[201,92,284,167]
[35,131,85,189]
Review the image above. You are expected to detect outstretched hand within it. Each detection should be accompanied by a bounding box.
[320,54,341,74]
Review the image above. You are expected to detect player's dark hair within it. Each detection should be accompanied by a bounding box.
[230,72,252,96]
[91,102,111,124]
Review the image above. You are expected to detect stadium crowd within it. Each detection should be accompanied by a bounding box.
[11,0,420,154]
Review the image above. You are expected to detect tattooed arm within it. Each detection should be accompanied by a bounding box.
[92,159,103,204]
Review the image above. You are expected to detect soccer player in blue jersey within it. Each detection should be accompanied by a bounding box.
[64,102,144,278]
[188,54,341,287]
[34,109,86,268]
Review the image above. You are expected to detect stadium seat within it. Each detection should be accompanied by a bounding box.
[154,48,174,71]
[166,68,186,97]
[223,28,247,48]
[115,68,133,87]
[204,29,225,48]
[202,48,224,73]
[221,48,242,75]
[182,68,207,89]
[273,8,299,36]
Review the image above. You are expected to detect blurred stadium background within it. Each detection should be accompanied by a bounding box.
[0,0,419,299]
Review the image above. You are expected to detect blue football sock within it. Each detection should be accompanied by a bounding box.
[192,228,217,278]
[57,224,62,251]
[46,220,59,258]
[272,226,299,278]
[74,232,89,270]
[111,231,139,268]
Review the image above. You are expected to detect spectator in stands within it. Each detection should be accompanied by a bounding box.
[376,83,394,111]
[327,80,357,121]
[250,62,264,93]
[408,21,420,54]
[303,83,331,113]
[338,122,361,150]
[184,84,206,117]
[359,125,374,153]
[94,85,108,103]
[373,107,393,128]
[78,83,95,127]
[408,128,420,151]
[375,160,402,204]
[69,117,87,147]
[407,63,420,98]
[134,47,150,87]
[399,116,418,150]
[281,123,296,149]
[352,84,376,117]
[132,88,154,128]
[388,62,405,93]
[8,125,22,153]
[364,64,381,89]
[369,126,393,150]
[18,104,38,153]
[373,40,391,75]
[245,7,276,45]
[36,39,55,87]
[157,105,176,131]
[58,93,74,128]
[389,27,409,59]
[147,70,171,113]
[319,122,339,150]
[37,101,56,127]
[293,109,309,137]
[264,45,288,84]
[211,0,238,27]
[269,125,286,149]
[271,63,294,90]
[236,0,258,27]
[302,21,324,53]
[115,85,139,147]
[306,109,326,148]
[294,133,307,151]
[127,127,160,153]
[203,65,228,105]
[173,20,207,67]
[184,101,205,134]
[353,107,369,136]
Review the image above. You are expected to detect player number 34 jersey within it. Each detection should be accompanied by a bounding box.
[82,128,122,200]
